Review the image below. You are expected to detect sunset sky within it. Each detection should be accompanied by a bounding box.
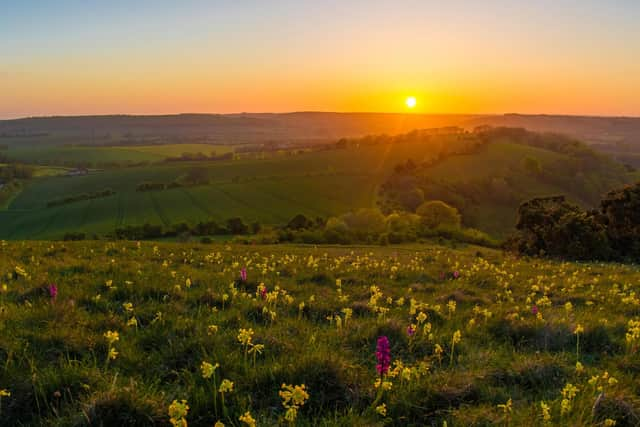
[1,0,639,119]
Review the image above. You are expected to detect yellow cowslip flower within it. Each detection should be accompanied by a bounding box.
[1,283,7,293]
[574,324,584,335]
[540,401,551,422]
[560,398,571,415]
[434,344,443,356]
[416,311,428,324]
[214,422,225,427]
[604,419,617,426]
[104,330,119,345]
[0,389,10,397]
[108,348,119,360]
[238,411,256,427]
[207,325,219,335]
[237,328,254,346]
[376,403,387,416]
[200,361,218,379]
[564,302,573,312]
[401,367,413,382]
[447,300,456,314]
[168,399,189,427]
[127,317,138,327]
[185,278,192,288]
[122,302,134,312]
[561,383,579,400]
[279,384,309,408]
[575,361,584,374]
[374,379,393,390]
[219,379,234,393]
[452,330,462,345]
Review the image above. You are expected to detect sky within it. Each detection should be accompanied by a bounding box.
[1,0,639,119]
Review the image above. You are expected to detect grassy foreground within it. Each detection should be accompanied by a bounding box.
[0,241,639,426]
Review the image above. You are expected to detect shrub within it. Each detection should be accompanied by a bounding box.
[416,200,461,229]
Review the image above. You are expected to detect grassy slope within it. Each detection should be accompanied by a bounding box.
[0,241,639,426]
[420,141,634,236]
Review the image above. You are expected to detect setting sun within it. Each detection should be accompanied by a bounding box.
[405,96,417,109]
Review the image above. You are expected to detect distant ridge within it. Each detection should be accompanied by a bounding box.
[1,112,640,145]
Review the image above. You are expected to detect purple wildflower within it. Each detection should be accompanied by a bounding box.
[48,283,58,301]
[407,325,416,337]
[453,271,460,279]
[260,286,267,300]
[532,305,539,315]
[240,267,247,282]
[375,336,391,376]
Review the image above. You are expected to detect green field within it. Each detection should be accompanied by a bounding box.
[1,240,640,425]
[1,134,637,240]
[3,144,237,164]
[0,141,452,239]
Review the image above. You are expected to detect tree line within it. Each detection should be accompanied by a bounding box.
[507,181,640,261]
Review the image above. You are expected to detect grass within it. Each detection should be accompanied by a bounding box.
[3,144,237,164]
[0,240,639,426]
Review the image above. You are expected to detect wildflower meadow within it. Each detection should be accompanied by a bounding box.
[0,240,639,426]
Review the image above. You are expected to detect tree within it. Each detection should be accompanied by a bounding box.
[600,182,640,258]
[226,217,249,235]
[184,167,209,185]
[287,214,314,230]
[341,208,387,237]
[509,195,612,260]
[416,200,461,229]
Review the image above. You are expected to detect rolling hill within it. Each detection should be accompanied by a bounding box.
[0,127,637,240]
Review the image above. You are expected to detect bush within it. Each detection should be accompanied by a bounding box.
[226,217,249,235]
[416,200,462,229]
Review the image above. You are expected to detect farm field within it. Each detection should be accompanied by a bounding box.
[2,144,237,165]
[0,141,450,239]
[1,134,637,240]
[0,241,639,426]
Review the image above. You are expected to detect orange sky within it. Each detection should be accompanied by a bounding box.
[2,1,639,118]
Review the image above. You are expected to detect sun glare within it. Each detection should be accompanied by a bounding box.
[405,96,417,109]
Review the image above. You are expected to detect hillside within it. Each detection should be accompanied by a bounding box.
[0,128,636,240]
[1,240,639,425]
[378,128,637,237]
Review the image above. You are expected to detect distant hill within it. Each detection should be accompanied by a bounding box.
[3,113,640,166]
[0,113,483,145]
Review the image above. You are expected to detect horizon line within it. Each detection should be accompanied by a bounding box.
[2,111,640,121]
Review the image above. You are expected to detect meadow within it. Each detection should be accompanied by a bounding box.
[0,240,639,426]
